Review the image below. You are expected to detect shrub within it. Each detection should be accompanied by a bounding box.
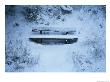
[22,6,42,22]
[5,40,39,72]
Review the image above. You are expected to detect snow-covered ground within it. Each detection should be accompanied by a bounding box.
[5,5,106,72]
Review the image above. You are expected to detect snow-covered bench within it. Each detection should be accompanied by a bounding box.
[29,35,78,44]
[29,29,78,44]
[31,29,76,35]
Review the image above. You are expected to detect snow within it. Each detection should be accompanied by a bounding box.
[5,5,106,72]
[60,5,73,11]
[29,35,78,39]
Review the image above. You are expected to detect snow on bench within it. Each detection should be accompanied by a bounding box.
[30,29,78,44]
[29,35,78,39]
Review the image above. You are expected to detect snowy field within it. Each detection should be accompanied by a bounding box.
[5,5,106,72]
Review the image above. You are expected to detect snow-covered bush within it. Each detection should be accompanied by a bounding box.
[72,53,105,72]
[83,38,105,61]
[43,5,73,19]
[5,40,39,72]
[81,5,106,18]
[60,5,73,14]
[44,6,62,19]
[72,39,105,72]
[22,5,73,23]
[22,6,42,22]
[72,54,93,72]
